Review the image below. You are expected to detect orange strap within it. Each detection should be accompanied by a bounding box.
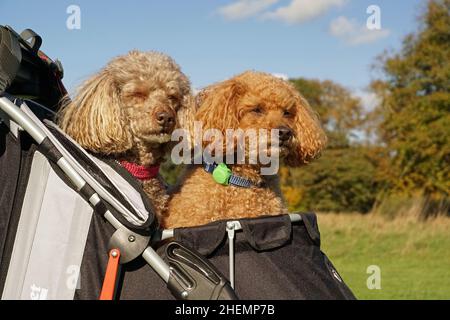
[99,249,121,300]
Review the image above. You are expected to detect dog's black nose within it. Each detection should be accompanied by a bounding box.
[156,111,175,126]
[278,126,293,143]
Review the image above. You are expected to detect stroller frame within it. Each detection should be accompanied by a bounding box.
[0,93,237,300]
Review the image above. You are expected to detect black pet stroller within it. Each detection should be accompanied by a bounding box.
[0,26,355,300]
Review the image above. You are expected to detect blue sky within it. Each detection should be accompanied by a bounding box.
[0,0,424,105]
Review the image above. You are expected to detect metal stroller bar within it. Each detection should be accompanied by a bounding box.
[160,213,302,242]
[226,221,238,289]
[0,95,47,143]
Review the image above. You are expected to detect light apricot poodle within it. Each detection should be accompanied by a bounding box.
[57,50,192,221]
[164,71,327,228]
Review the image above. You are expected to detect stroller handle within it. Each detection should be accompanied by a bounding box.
[0,95,46,143]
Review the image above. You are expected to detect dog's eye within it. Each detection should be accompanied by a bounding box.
[168,95,180,107]
[283,110,293,117]
[251,106,263,114]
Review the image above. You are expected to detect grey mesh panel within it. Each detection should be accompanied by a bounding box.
[2,152,93,300]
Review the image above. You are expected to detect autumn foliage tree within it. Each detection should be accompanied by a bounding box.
[369,0,449,216]
[284,1,449,216]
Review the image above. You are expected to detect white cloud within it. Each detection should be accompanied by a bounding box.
[329,16,390,45]
[329,15,354,36]
[272,73,289,80]
[263,0,347,24]
[218,0,279,20]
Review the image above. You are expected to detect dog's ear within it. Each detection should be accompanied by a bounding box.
[284,93,327,166]
[57,71,133,155]
[176,93,196,132]
[173,73,195,131]
[195,80,245,133]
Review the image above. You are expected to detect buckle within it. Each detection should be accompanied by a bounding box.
[203,162,217,173]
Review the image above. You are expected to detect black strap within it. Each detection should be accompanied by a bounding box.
[300,212,321,247]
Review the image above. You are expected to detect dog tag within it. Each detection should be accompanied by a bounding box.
[212,163,231,185]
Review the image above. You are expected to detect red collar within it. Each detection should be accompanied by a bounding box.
[119,160,160,181]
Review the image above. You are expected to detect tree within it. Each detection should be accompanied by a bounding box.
[370,0,450,198]
[281,146,378,213]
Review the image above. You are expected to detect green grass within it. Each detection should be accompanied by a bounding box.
[318,213,450,300]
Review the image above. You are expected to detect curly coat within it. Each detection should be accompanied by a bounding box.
[164,71,327,228]
[57,51,192,221]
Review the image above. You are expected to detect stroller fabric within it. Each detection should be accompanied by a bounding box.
[114,214,356,300]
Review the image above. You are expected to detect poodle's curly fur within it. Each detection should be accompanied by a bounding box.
[57,50,192,221]
[164,71,327,228]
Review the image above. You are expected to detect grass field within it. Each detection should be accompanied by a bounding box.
[317,213,450,300]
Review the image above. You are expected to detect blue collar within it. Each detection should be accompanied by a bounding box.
[203,162,253,188]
